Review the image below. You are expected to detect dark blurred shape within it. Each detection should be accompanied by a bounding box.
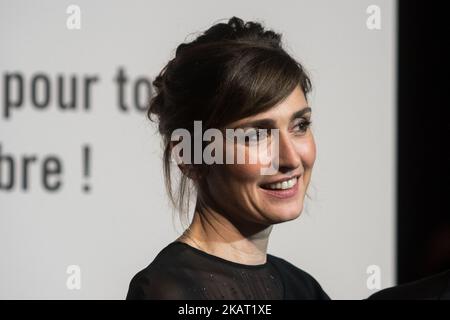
[397,0,450,283]
[368,269,450,300]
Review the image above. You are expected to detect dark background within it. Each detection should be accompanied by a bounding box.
[397,0,450,284]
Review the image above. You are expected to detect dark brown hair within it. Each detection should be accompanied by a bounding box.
[147,16,312,224]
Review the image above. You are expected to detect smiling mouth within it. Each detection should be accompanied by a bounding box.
[260,176,299,190]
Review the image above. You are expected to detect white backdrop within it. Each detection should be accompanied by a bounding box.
[0,0,396,299]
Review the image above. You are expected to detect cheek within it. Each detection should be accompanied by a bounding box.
[229,163,261,182]
[220,142,264,183]
[221,160,262,186]
[294,136,316,191]
[296,136,316,168]
[207,162,260,205]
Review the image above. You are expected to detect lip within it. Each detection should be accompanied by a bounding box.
[259,176,300,199]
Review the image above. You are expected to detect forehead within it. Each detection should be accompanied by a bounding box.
[230,85,309,126]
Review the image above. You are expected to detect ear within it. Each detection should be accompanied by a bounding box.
[169,141,202,180]
[178,163,197,179]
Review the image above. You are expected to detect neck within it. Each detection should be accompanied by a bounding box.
[177,201,273,266]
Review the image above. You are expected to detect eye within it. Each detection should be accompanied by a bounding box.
[293,119,312,134]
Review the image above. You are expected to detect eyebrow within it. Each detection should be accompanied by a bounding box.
[236,107,312,128]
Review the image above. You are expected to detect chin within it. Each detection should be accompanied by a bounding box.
[269,204,304,224]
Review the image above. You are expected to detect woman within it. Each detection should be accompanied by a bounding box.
[126,16,329,300]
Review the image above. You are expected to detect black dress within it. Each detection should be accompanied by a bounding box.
[126,241,330,300]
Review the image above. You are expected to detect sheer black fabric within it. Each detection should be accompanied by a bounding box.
[126,241,330,300]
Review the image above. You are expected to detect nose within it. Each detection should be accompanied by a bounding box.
[276,130,301,173]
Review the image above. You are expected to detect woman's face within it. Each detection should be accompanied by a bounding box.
[200,85,316,227]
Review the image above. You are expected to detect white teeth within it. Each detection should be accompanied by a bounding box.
[264,177,297,190]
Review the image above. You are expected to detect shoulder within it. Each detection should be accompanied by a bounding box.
[126,264,190,299]
[126,242,198,300]
[268,254,330,300]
